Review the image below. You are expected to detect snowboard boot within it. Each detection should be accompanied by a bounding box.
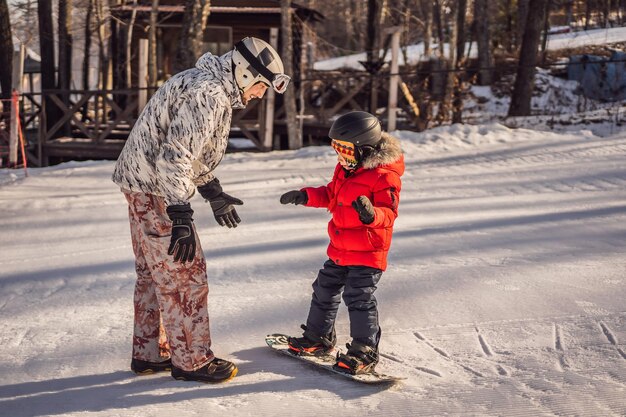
[171,358,238,383]
[334,341,379,375]
[288,324,336,356]
[131,357,172,375]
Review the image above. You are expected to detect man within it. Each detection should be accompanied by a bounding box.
[112,37,290,383]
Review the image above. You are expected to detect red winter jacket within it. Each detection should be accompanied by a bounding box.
[303,133,404,270]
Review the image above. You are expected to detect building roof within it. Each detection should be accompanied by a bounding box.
[110,1,323,21]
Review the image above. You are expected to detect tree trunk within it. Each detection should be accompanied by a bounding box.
[505,0,515,52]
[58,0,73,136]
[540,0,551,64]
[38,0,58,131]
[281,0,302,150]
[456,0,467,64]
[82,0,93,91]
[175,0,211,73]
[508,0,548,117]
[95,0,108,90]
[452,0,466,124]
[58,0,73,91]
[0,0,12,99]
[421,0,432,56]
[435,0,456,125]
[366,0,381,64]
[585,0,593,29]
[517,0,530,50]
[433,0,444,56]
[475,0,493,85]
[366,0,381,112]
[604,0,611,26]
[126,0,138,88]
[400,0,411,64]
[565,0,573,26]
[148,0,159,90]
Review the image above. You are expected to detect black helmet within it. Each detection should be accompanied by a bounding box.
[328,111,382,147]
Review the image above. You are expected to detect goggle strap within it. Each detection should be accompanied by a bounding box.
[235,40,278,86]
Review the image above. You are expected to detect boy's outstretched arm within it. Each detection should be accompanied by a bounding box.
[282,165,341,209]
[280,190,308,205]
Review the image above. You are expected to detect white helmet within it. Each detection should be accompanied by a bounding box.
[232,37,291,94]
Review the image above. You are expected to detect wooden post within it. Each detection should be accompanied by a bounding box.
[387,27,401,132]
[138,38,148,113]
[9,44,24,165]
[263,28,279,150]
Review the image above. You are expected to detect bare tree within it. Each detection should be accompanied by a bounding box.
[82,0,94,91]
[0,0,12,99]
[603,0,611,26]
[517,0,530,50]
[58,0,73,91]
[433,0,444,56]
[475,0,493,85]
[421,0,432,56]
[585,0,593,29]
[148,0,159,89]
[58,0,73,135]
[540,0,551,64]
[125,0,138,88]
[366,0,382,65]
[7,0,37,50]
[281,0,302,149]
[38,0,58,131]
[452,0,467,124]
[508,0,548,117]
[434,0,457,125]
[94,0,111,90]
[175,0,211,73]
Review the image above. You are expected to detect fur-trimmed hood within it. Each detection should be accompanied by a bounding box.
[360,132,404,174]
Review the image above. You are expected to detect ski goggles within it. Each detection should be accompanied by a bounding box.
[331,139,359,169]
[234,40,291,94]
[269,73,291,94]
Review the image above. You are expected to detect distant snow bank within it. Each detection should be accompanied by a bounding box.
[314,27,626,71]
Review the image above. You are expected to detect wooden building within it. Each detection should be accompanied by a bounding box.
[30,0,322,166]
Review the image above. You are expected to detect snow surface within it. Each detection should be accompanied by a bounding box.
[1,124,626,416]
[314,27,626,71]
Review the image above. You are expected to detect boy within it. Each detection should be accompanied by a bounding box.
[280,111,404,375]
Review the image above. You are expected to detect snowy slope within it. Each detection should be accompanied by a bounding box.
[1,124,626,416]
[314,27,626,71]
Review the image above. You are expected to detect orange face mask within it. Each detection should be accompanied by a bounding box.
[331,139,358,170]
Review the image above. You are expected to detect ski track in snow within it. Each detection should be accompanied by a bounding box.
[1,125,626,416]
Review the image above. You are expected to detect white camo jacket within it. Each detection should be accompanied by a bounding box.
[112,51,244,206]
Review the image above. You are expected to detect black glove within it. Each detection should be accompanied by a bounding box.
[280,190,308,205]
[166,204,196,263]
[352,196,375,224]
[197,179,243,228]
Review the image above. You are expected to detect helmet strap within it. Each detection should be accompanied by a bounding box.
[234,40,277,87]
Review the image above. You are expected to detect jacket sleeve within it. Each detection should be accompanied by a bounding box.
[369,172,401,228]
[302,164,341,208]
[156,92,218,206]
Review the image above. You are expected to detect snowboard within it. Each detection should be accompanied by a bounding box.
[265,333,404,385]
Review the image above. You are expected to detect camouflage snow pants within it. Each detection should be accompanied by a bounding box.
[124,191,214,371]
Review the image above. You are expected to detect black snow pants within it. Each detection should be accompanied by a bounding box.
[305,259,383,348]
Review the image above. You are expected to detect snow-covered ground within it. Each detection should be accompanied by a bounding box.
[314,27,626,71]
[463,69,626,135]
[1,124,626,416]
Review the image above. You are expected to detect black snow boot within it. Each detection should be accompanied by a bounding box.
[334,341,379,375]
[171,358,238,383]
[131,358,172,375]
[288,324,336,356]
